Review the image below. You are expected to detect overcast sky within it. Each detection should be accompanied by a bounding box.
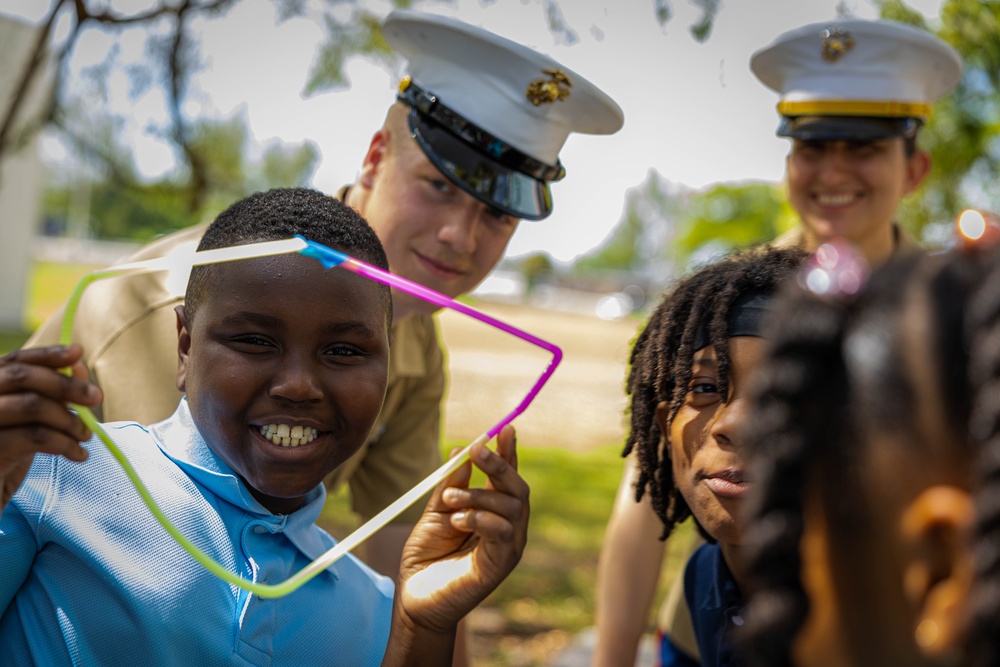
[2,0,946,262]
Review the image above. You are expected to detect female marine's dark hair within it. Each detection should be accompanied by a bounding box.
[623,244,807,540]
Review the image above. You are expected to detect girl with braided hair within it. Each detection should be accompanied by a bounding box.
[623,244,808,667]
[740,242,1000,667]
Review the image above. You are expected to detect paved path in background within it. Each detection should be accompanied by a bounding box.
[438,301,640,453]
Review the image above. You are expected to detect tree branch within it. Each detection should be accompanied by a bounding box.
[0,0,71,160]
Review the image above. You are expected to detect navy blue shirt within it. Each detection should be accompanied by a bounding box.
[659,632,701,667]
[683,542,746,667]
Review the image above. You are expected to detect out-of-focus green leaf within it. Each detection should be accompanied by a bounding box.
[877,0,1000,244]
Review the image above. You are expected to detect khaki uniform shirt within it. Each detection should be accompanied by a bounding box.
[28,210,445,525]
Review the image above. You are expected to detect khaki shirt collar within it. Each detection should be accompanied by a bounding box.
[772,224,921,257]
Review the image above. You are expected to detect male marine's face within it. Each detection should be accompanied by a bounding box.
[785,137,927,251]
[176,253,389,514]
[353,110,520,318]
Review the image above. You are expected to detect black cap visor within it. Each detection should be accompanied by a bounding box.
[407,110,553,220]
[778,115,921,141]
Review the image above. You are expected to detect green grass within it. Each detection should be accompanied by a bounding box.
[1,260,102,355]
[27,261,103,331]
[0,330,30,356]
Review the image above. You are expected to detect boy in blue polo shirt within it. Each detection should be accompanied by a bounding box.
[0,187,528,666]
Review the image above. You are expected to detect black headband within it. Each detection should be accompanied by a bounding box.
[692,289,774,351]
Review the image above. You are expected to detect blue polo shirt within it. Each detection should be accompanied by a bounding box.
[0,400,393,666]
[683,542,746,667]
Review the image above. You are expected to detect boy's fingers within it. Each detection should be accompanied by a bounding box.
[1,345,84,369]
[449,509,518,544]
[495,424,518,471]
[443,450,473,489]
[470,440,528,501]
[0,393,94,442]
[0,359,101,407]
[423,449,473,513]
[442,486,525,524]
[68,361,93,384]
[1,426,90,462]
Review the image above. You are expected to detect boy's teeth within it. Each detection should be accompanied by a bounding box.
[258,424,319,447]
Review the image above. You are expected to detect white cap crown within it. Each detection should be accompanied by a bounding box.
[750,18,962,121]
[380,10,623,220]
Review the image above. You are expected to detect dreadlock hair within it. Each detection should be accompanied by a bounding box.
[622,244,808,541]
[185,188,391,327]
[740,244,1000,667]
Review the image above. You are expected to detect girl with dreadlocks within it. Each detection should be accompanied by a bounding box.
[740,242,1000,667]
[623,245,808,667]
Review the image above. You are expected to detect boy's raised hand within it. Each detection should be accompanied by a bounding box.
[0,345,101,511]
[382,424,529,665]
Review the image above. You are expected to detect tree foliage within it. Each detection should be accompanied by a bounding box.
[575,170,688,276]
[877,0,1000,239]
[580,174,795,280]
[0,0,730,248]
[1,0,407,223]
[42,113,318,241]
[673,182,795,264]
[2,0,723,229]
[517,252,555,295]
[4,0,239,212]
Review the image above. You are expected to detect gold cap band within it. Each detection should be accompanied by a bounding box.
[778,99,933,119]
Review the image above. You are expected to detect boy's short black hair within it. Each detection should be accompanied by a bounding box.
[185,188,391,325]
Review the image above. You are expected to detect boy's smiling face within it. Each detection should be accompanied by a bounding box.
[176,253,390,514]
[658,337,764,546]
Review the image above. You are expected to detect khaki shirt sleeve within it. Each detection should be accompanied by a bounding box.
[25,225,207,424]
[327,314,445,524]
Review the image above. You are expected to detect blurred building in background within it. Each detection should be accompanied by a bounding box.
[0,13,54,329]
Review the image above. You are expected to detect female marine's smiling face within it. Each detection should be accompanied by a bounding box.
[176,253,390,515]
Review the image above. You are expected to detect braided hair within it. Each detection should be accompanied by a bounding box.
[965,251,1000,667]
[623,244,808,540]
[740,245,1000,667]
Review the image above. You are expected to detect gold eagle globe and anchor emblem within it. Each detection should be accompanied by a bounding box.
[526,68,573,106]
[820,27,856,62]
